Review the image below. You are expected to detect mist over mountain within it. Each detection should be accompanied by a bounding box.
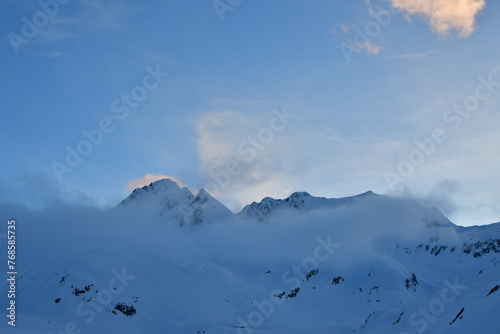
[1,178,499,334]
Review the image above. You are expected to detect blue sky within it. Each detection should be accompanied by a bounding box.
[1,0,499,226]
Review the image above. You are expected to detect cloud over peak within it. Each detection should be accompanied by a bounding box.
[390,0,486,37]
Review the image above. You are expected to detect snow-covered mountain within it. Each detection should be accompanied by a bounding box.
[238,190,380,221]
[117,178,234,226]
[2,178,499,334]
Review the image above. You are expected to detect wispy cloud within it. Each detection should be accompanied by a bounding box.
[330,24,383,56]
[391,50,435,58]
[389,0,486,37]
[47,51,63,58]
[36,29,77,43]
[6,1,140,52]
[196,108,297,210]
[363,41,383,55]
[80,0,141,30]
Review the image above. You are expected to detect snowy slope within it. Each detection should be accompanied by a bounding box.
[1,179,499,334]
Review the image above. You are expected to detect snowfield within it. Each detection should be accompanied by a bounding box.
[1,179,499,334]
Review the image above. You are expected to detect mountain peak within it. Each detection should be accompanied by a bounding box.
[358,190,375,196]
[238,191,383,221]
[288,191,311,198]
[140,178,182,193]
[121,178,193,207]
[193,188,212,205]
[117,179,234,226]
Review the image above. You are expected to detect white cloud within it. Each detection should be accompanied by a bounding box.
[196,109,298,211]
[362,41,383,55]
[196,110,248,173]
[330,24,383,57]
[389,0,486,37]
